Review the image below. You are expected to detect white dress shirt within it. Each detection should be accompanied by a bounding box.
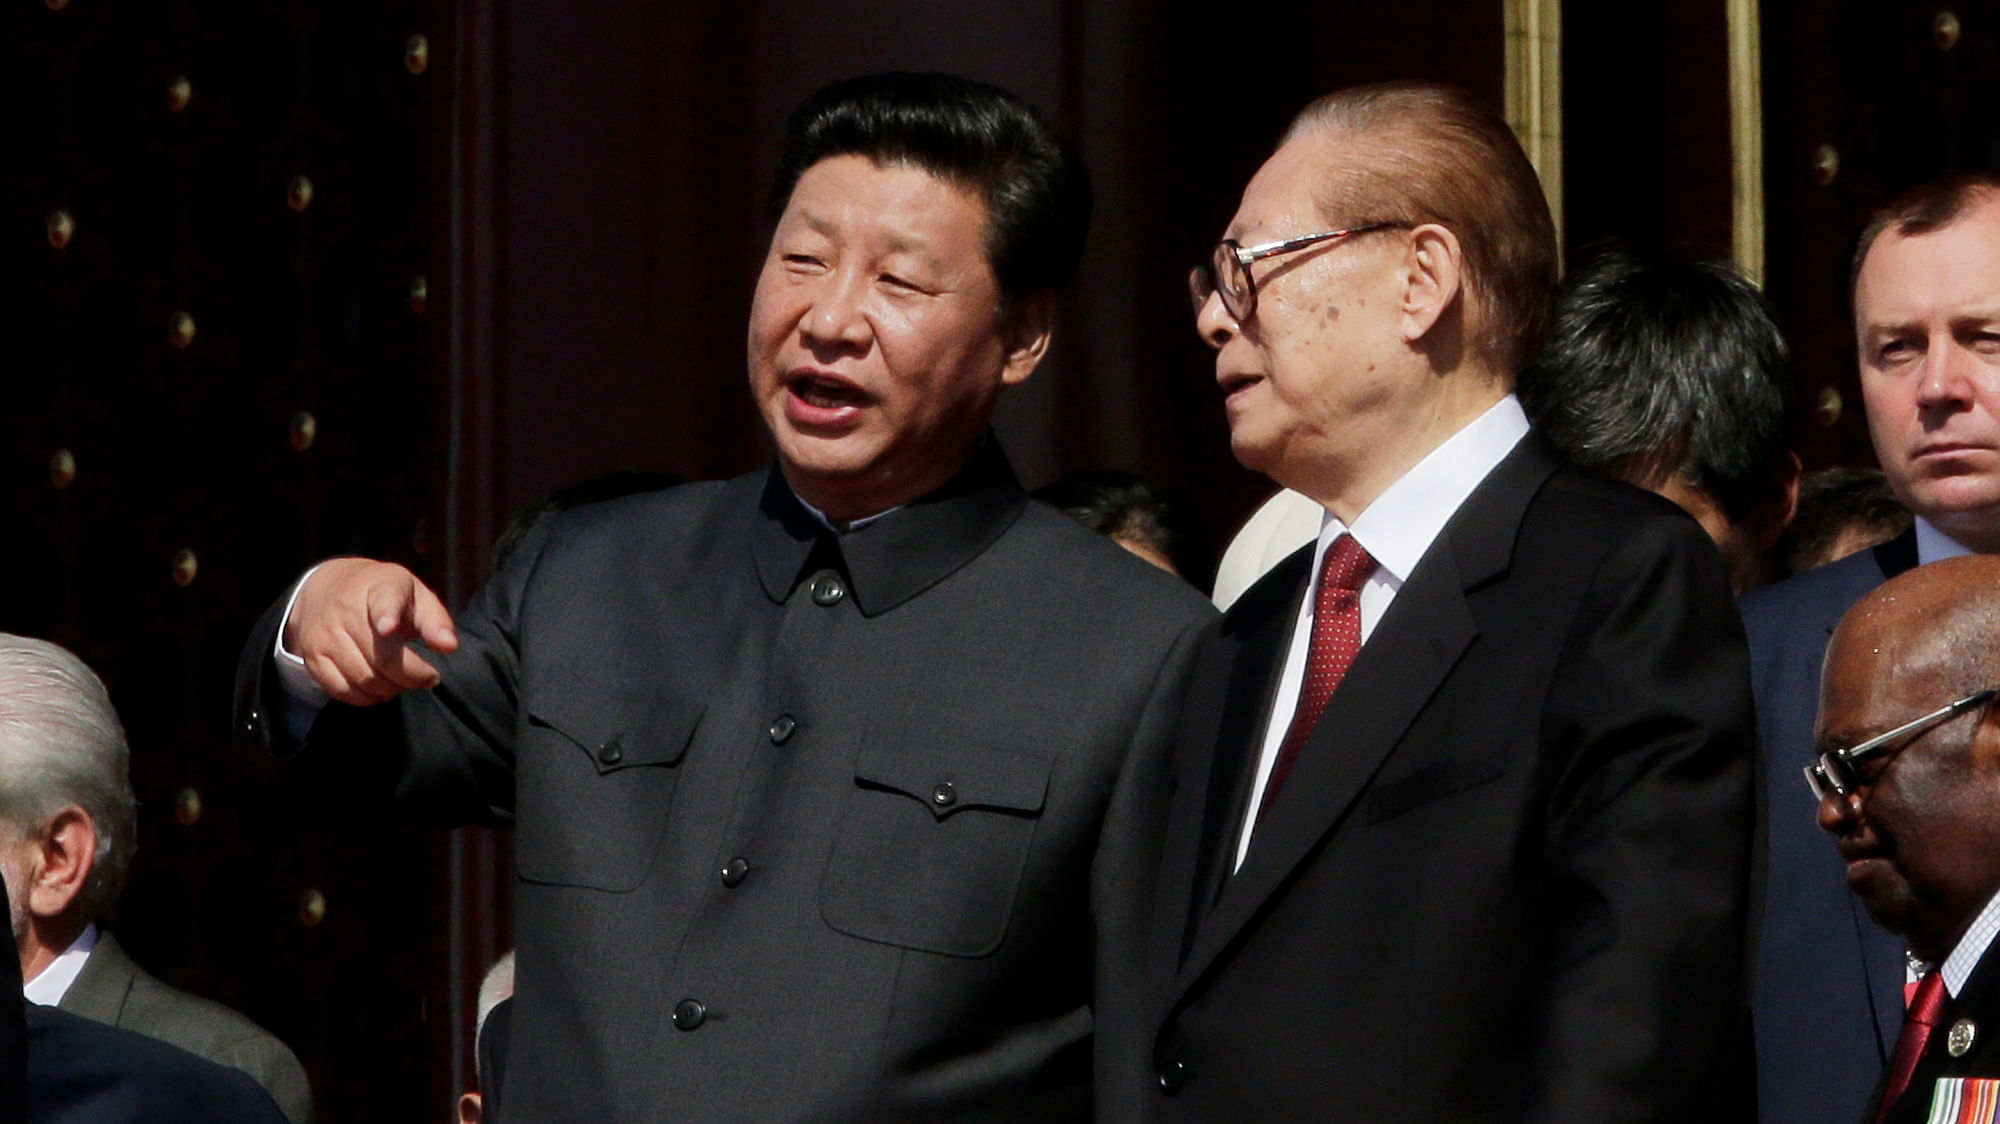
[1942,887,2000,998]
[22,922,98,1006]
[1234,396,1530,870]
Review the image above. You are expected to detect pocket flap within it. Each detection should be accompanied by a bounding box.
[526,688,704,775]
[1364,750,1507,824]
[853,739,1051,819]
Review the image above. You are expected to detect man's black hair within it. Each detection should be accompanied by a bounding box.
[1779,466,1912,574]
[1031,468,1207,583]
[1519,249,1795,523]
[768,71,1092,300]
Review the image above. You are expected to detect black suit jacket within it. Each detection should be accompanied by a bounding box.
[0,878,22,1124]
[1742,533,1918,1124]
[1875,946,2000,1124]
[236,446,1214,1122]
[1108,434,1758,1123]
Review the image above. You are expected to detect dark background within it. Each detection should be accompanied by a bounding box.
[7,0,1999,1118]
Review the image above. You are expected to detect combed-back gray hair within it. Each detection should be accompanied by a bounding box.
[0,635,137,923]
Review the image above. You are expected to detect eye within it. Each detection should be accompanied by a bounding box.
[879,273,927,294]
[781,253,826,273]
[1877,339,1919,364]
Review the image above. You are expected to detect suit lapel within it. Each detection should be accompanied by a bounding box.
[1166,435,1559,1007]
[1145,549,1310,996]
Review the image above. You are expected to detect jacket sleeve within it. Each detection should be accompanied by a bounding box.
[231,517,563,828]
[1527,514,1758,1123]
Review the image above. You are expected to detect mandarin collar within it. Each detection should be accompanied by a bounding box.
[751,438,1027,616]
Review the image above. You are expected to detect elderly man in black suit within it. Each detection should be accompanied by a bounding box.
[236,72,1213,1122]
[1105,81,1757,1123]
[1746,170,2000,1124]
[1813,556,2000,1123]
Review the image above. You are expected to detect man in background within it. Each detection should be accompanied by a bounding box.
[0,635,310,1122]
[1811,556,2000,1123]
[1747,170,2000,1123]
[456,951,513,1124]
[1519,249,1799,594]
[1779,467,1911,575]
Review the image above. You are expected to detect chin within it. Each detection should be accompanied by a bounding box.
[1228,431,1278,476]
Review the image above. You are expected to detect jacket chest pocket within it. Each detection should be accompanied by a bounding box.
[516,688,706,891]
[819,737,1053,958]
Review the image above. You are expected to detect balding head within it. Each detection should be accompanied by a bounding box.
[1817,556,2000,961]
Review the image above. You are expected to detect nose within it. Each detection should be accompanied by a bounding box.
[801,270,872,353]
[1194,289,1238,350]
[1915,335,1977,411]
[1817,788,1861,835]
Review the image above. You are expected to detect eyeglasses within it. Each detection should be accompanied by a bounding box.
[1804,686,2000,799]
[1187,222,1405,324]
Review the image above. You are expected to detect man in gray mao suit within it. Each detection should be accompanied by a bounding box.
[0,635,312,1123]
[235,73,1214,1122]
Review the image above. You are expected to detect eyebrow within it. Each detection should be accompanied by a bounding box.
[790,210,933,260]
[1863,308,2000,335]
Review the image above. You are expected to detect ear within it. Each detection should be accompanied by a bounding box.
[999,290,1057,388]
[458,1092,484,1124]
[25,807,96,921]
[1398,223,1465,345]
[1753,452,1805,554]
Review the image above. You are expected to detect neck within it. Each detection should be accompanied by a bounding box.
[783,443,984,528]
[19,915,84,983]
[1290,374,1509,525]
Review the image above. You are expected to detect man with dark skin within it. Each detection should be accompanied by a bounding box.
[1816,555,2000,1123]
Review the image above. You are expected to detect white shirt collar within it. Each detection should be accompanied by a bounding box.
[1943,888,2000,997]
[792,492,899,535]
[1916,516,1977,567]
[1316,395,1532,580]
[22,922,98,1006]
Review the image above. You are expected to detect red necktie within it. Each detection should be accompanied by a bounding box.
[1255,534,1377,825]
[1878,970,1949,1122]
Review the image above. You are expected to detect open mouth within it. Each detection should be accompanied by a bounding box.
[792,372,868,408]
[1219,372,1263,398]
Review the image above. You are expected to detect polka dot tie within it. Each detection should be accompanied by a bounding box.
[1256,534,1377,826]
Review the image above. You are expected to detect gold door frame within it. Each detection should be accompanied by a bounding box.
[1506,0,1765,282]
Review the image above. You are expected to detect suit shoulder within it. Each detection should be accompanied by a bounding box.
[26,1005,289,1123]
[119,966,301,1074]
[1740,548,1888,637]
[1008,502,1216,629]
[1535,463,1707,537]
[541,475,733,543]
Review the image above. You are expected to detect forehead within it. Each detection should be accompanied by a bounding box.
[783,155,990,249]
[1230,131,1350,240]
[1856,197,2000,324]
